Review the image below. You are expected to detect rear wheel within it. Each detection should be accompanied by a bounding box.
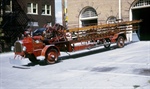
[45,49,58,64]
[117,36,125,48]
[28,54,39,64]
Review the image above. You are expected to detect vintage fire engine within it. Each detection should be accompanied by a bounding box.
[11,20,141,64]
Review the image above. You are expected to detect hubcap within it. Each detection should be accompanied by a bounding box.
[47,51,57,63]
[118,37,124,47]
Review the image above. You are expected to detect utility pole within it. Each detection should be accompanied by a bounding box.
[61,0,65,27]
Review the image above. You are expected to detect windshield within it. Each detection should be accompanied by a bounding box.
[33,28,47,36]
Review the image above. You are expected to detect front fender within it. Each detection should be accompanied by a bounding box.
[41,45,60,57]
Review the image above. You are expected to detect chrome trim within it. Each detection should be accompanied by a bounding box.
[14,41,23,53]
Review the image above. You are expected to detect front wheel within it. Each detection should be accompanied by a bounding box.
[104,39,111,48]
[117,36,125,48]
[45,49,58,64]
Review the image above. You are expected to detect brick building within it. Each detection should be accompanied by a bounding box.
[0,0,55,52]
[63,0,150,40]
[18,0,55,27]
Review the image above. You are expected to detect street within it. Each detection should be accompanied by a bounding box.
[0,41,150,89]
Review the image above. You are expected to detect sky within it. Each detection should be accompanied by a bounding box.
[55,0,62,24]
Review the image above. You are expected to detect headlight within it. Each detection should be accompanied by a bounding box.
[23,46,26,51]
[11,46,14,51]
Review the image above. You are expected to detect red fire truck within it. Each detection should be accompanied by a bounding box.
[11,20,141,64]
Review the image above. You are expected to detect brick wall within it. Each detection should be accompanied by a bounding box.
[67,0,135,28]
[17,0,55,28]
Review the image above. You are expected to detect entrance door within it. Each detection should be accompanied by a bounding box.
[132,8,150,40]
[131,0,150,40]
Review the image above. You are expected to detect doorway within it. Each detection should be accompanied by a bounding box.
[132,7,150,40]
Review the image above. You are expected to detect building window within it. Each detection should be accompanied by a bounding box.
[42,5,51,15]
[47,22,52,26]
[106,16,117,24]
[5,0,12,13]
[27,3,38,14]
[81,7,97,18]
[28,22,39,27]
[133,0,150,8]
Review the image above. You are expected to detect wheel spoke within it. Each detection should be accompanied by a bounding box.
[117,36,125,48]
[104,39,111,48]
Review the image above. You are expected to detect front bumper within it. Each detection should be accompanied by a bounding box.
[9,55,29,65]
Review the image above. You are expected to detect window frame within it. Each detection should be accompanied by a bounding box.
[106,16,117,24]
[41,4,51,16]
[27,3,38,15]
[47,22,52,26]
[28,21,39,27]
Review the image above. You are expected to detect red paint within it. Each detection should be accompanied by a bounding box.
[12,20,141,63]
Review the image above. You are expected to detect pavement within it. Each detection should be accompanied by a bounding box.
[0,35,150,89]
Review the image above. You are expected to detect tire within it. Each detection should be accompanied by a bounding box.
[117,36,125,48]
[28,54,39,64]
[104,39,111,48]
[45,49,58,64]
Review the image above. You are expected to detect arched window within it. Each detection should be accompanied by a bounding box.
[79,7,98,27]
[133,0,150,8]
[81,7,97,18]
[106,16,117,24]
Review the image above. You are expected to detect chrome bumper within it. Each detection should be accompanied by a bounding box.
[9,55,29,65]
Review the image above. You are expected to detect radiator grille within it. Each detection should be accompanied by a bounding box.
[14,42,23,52]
